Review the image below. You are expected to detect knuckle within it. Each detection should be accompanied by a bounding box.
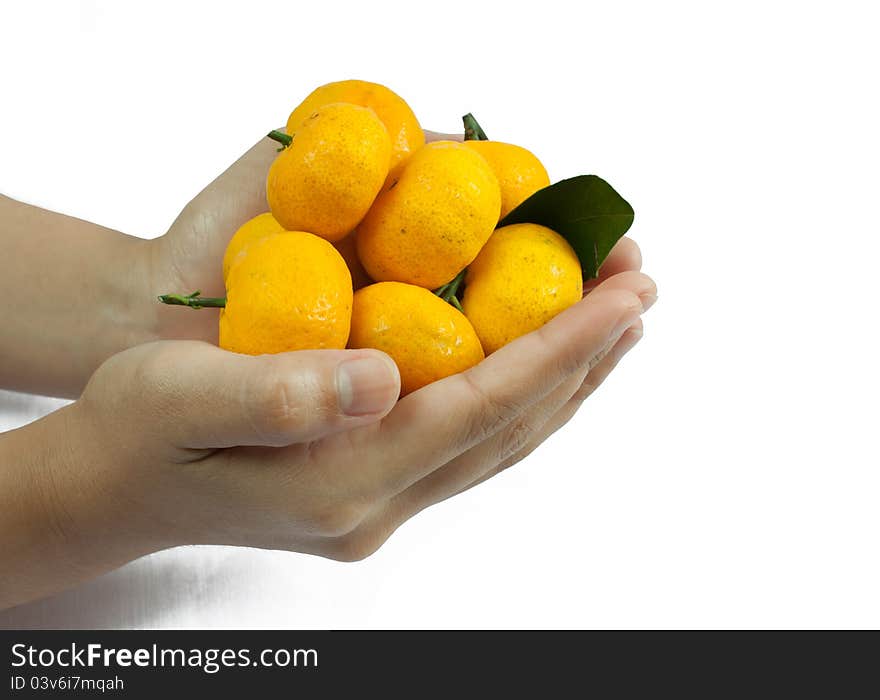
[127,344,180,412]
[507,441,540,467]
[587,341,615,372]
[328,530,386,563]
[535,323,583,378]
[498,416,537,462]
[128,345,166,390]
[243,365,323,445]
[307,501,366,538]
[458,373,523,445]
[493,437,543,478]
[572,379,597,403]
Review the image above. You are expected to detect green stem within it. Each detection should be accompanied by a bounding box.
[434,267,467,311]
[267,130,293,149]
[462,113,489,141]
[157,291,226,309]
[441,268,467,301]
[433,281,452,298]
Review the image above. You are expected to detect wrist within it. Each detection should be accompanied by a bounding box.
[42,401,174,579]
[62,398,183,556]
[0,196,166,397]
[0,402,169,608]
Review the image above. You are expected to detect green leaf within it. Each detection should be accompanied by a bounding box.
[462,113,489,141]
[498,175,635,279]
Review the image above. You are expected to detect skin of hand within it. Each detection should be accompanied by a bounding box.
[0,258,653,610]
[0,129,656,610]
[0,196,156,396]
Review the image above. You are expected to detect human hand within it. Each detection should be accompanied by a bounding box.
[58,266,652,573]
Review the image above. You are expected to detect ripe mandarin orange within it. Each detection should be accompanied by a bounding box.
[219,231,353,354]
[286,80,423,188]
[348,282,484,395]
[462,223,582,354]
[462,141,550,220]
[356,141,501,290]
[267,102,391,242]
[222,212,284,281]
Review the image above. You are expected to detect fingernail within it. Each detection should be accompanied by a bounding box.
[336,356,400,416]
[640,293,658,312]
[614,326,644,359]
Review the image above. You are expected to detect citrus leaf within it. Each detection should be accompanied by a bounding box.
[499,175,635,279]
[463,113,489,141]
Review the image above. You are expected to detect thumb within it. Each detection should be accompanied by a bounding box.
[138,341,400,449]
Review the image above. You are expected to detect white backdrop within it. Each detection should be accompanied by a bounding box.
[1,0,878,629]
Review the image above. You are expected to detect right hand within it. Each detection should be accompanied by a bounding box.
[58,264,653,572]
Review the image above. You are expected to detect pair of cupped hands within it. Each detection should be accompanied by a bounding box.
[63,131,656,570]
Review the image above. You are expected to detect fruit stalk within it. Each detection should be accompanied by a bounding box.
[267,130,293,149]
[434,268,467,312]
[427,119,488,309]
[462,113,489,141]
[158,291,227,309]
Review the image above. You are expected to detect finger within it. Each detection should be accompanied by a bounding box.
[585,237,642,292]
[359,282,649,497]
[388,368,588,519]
[394,318,644,513]
[343,319,646,554]
[572,319,644,402]
[135,341,400,449]
[447,320,646,500]
[587,269,657,311]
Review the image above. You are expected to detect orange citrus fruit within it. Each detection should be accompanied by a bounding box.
[356,141,501,290]
[267,102,391,242]
[462,140,550,220]
[348,282,484,395]
[286,79,424,188]
[222,212,284,281]
[462,223,582,354]
[219,231,353,354]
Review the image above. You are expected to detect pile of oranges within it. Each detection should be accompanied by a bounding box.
[163,80,585,396]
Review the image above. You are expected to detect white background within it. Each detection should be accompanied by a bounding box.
[1,0,878,629]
